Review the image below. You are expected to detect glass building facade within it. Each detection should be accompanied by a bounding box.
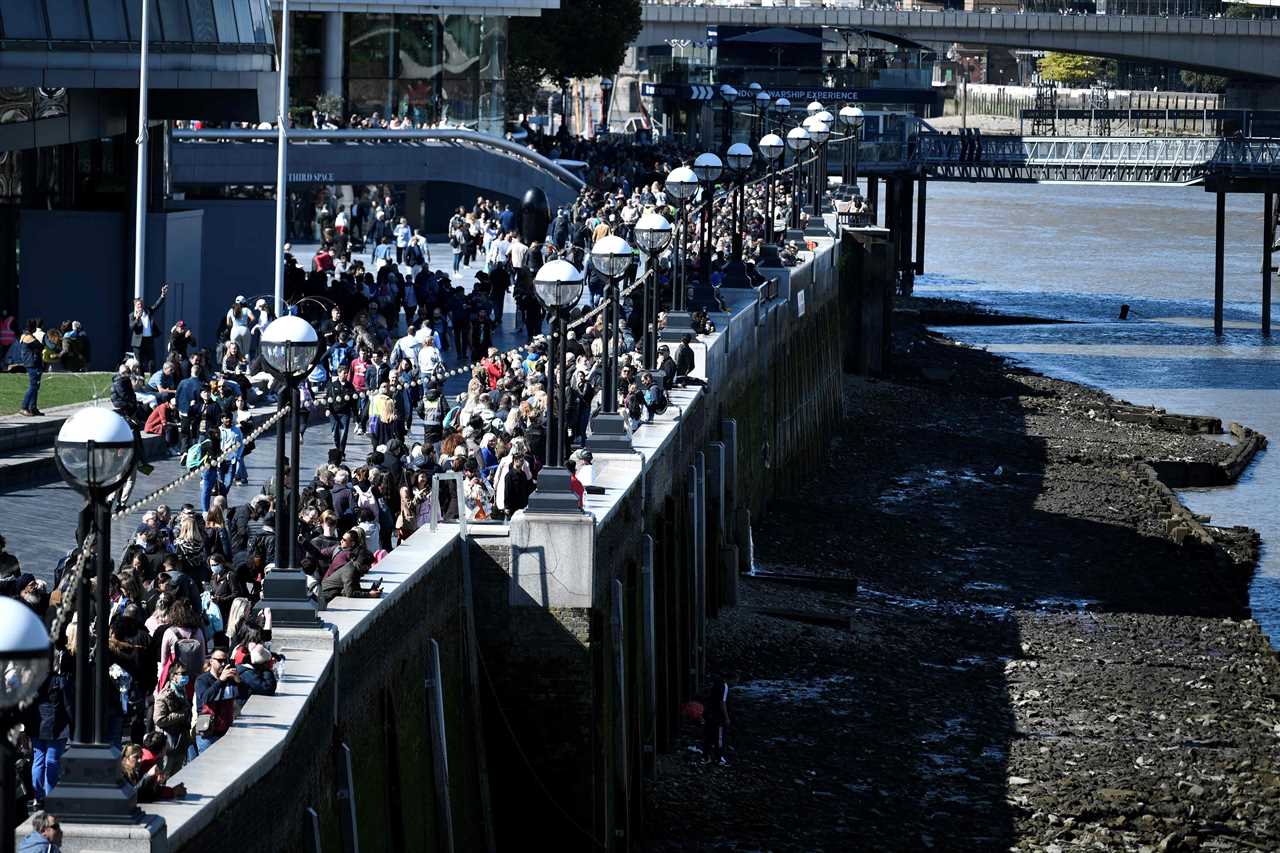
[286,11,507,135]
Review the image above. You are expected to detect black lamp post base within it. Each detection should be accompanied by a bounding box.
[721,259,750,290]
[687,284,719,314]
[784,228,807,244]
[804,216,830,238]
[660,310,697,343]
[757,243,784,268]
[44,743,138,824]
[526,467,585,514]
[587,413,634,454]
[257,567,322,627]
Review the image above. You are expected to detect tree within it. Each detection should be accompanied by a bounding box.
[1179,70,1229,94]
[507,0,642,115]
[1037,53,1106,88]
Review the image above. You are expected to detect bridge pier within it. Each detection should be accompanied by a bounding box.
[915,177,927,276]
[866,177,879,226]
[1265,192,1274,337]
[893,176,915,295]
[1215,190,1226,336]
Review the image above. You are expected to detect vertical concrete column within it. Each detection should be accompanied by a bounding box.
[866,177,878,226]
[641,535,657,780]
[693,454,707,685]
[610,578,630,849]
[899,177,915,295]
[1215,190,1226,336]
[322,12,345,103]
[915,177,927,276]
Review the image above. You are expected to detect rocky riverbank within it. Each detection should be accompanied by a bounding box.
[643,307,1279,852]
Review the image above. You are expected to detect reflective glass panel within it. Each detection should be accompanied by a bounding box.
[231,0,252,42]
[210,0,233,41]
[47,0,91,39]
[246,0,265,44]
[87,0,129,39]
[187,0,215,42]
[158,0,189,41]
[396,14,437,80]
[0,0,47,38]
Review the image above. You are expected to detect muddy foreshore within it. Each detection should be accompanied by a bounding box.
[644,302,1280,852]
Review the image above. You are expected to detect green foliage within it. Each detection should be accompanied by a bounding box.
[1179,70,1229,94]
[507,0,641,111]
[1037,52,1107,87]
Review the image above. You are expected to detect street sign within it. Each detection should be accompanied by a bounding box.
[641,82,714,101]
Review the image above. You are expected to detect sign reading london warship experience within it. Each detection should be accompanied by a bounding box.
[642,83,939,107]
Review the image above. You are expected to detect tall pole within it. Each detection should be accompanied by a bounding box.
[132,0,152,301]
[765,158,774,243]
[289,382,302,567]
[273,0,292,317]
[93,499,110,743]
[555,307,568,464]
[72,479,93,746]
[731,177,742,263]
[274,383,288,570]
[677,202,687,312]
[602,280,617,413]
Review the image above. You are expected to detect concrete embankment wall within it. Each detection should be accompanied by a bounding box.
[51,233,847,853]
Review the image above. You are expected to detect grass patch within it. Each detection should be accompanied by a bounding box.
[0,371,114,415]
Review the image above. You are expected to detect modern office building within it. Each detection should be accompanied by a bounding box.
[273,1,560,134]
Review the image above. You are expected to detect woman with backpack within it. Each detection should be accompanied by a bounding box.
[156,597,207,699]
[17,318,45,416]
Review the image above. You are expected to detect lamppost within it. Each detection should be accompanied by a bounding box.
[758,132,784,245]
[256,315,325,627]
[1,596,52,853]
[802,116,830,236]
[815,109,835,212]
[754,89,771,139]
[806,99,824,118]
[527,259,586,512]
[839,105,865,197]
[48,408,140,822]
[773,96,791,130]
[662,165,699,342]
[718,83,738,152]
[785,126,811,239]
[723,141,754,290]
[587,234,635,454]
[633,211,673,370]
[689,151,724,311]
[599,77,614,135]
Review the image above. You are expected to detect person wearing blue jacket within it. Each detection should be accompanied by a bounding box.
[17,811,63,852]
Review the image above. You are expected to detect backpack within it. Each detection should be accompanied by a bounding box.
[173,636,204,674]
[442,405,462,431]
[644,384,668,416]
[355,485,379,514]
[200,591,225,635]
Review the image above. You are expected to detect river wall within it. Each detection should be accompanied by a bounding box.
[38,229,848,853]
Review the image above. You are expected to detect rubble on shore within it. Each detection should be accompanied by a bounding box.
[644,311,1279,852]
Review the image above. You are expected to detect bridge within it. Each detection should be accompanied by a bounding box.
[913,134,1280,185]
[169,127,585,218]
[638,5,1280,80]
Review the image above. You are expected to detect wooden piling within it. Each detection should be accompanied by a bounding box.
[1215,190,1226,336]
[1265,191,1274,338]
[915,177,927,276]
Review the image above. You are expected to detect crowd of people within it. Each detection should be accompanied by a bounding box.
[1,123,826,837]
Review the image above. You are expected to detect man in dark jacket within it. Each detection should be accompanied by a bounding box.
[325,365,356,457]
[111,363,141,426]
[319,551,382,607]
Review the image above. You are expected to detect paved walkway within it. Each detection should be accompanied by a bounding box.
[2,240,529,585]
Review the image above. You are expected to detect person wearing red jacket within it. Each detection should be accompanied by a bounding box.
[144,399,182,454]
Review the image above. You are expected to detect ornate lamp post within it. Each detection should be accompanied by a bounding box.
[587,234,635,453]
[815,109,835,211]
[785,125,811,238]
[256,315,325,626]
[690,151,724,311]
[758,132,784,246]
[718,83,738,151]
[599,77,614,135]
[723,141,755,289]
[633,211,673,370]
[527,259,586,512]
[662,165,699,342]
[754,89,771,139]
[2,596,52,853]
[48,408,140,822]
[806,99,824,118]
[839,105,865,196]
[802,116,831,234]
